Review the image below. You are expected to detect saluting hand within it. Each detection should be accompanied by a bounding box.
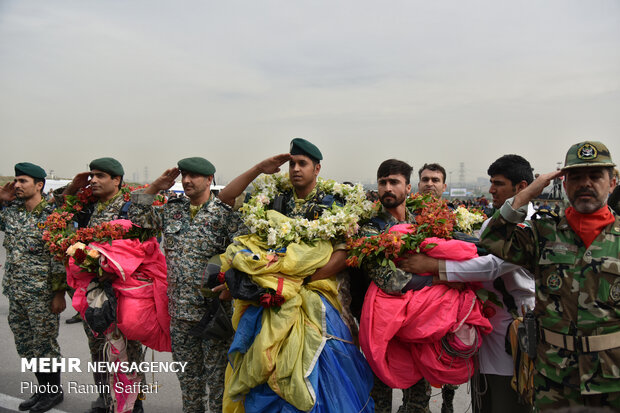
[257,153,292,175]
[0,181,16,202]
[64,171,91,195]
[513,169,564,209]
[146,168,181,194]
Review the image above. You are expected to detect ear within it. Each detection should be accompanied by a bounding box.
[35,181,44,192]
[314,163,321,176]
[206,175,214,187]
[515,180,528,193]
[406,183,412,194]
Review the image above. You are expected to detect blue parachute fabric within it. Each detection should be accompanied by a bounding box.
[239,296,374,413]
[228,304,263,361]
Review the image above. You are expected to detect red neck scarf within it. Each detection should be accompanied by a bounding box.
[564,205,615,248]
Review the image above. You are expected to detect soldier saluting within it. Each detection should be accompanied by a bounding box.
[480,141,620,410]
[0,163,67,412]
[130,154,289,413]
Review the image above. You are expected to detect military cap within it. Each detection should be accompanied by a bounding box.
[290,138,323,162]
[563,141,616,170]
[14,162,46,179]
[177,157,216,176]
[89,157,124,176]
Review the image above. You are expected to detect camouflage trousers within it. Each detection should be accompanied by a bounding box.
[397,379,431,413]
[171,317,232,413]
[8,295,61,359]
[534,373,620,411]
[371,375,393,413]
[82,320,145,407]
[441,384,457,413]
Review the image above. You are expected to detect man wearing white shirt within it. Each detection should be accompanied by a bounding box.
[400,154,536,413]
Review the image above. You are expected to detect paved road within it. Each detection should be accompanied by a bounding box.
[0,232,472,412]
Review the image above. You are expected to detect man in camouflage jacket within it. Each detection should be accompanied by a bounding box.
[59,157,146,413]
[130,154,289,413]
[0,162,67,412]
[480,141,620,410]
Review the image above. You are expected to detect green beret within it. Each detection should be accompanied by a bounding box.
[89,157,124,176]
[290,138,323,162]
[177,157,216,176]
[563,141,616,170]
[14,162,46,179]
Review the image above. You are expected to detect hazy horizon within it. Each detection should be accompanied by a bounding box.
[2,0,619,185]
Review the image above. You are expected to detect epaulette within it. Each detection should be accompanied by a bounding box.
[531,209,560,224]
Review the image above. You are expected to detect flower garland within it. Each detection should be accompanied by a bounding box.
[453,205,487,235]
[240,172,374,248]
[346,193,454,269]
[43,184,164,262]
[346,192,502,312]
[63,184,166,214]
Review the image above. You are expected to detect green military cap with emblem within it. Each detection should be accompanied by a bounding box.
[90,157,125,176]
[14,162,46,179]
[177,157,216,176]
[290,138,323,162]
[563,141,616,170]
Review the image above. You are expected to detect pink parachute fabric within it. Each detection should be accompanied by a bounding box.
[359,236,493,389]
[66,221,171,352]
[106,332,140,413]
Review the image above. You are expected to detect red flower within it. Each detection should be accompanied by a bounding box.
[259,292,286,308]
[74,248,87,264]
[482,303,496,318]
[217,271,226,284]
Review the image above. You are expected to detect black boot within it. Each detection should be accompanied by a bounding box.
[18,373,43,411]
[30,372,64,413]
[132,398,144,413]
[66,311,82,324]
[84,395,107,413]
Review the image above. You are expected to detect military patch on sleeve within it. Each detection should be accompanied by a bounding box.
[516,222,531,230]
[546,273,563,291]
[610,279,620,303]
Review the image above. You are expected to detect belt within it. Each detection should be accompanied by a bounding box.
[541,328,620,352]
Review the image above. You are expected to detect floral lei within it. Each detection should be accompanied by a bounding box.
[43,184,164,262]
[240,172,374,248]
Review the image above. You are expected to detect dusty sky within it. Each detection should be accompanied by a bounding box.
[1,0,619,186]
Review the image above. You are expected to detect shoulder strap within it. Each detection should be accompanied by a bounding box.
[119,200,132,219]
[369,216,390,232]
[493,277,518,317]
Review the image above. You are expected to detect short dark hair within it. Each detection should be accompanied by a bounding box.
[110,175,123,190]
[418,163,446,183]
[487,155,534,185]
[34,177,45,194]
[377,159,413,184]
[606,166,615,179]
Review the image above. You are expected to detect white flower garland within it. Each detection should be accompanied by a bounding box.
[453,206,486,235]
[241,173,374,247]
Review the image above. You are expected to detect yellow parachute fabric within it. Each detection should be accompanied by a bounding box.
[507,318,535,406]
[220,225,342,412]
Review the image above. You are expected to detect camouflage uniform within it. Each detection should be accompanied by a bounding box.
[130,192,244,413]
[480,200,620,411]
[55,189,146,409]
[358,206,432,413]
[0,199,65,360]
